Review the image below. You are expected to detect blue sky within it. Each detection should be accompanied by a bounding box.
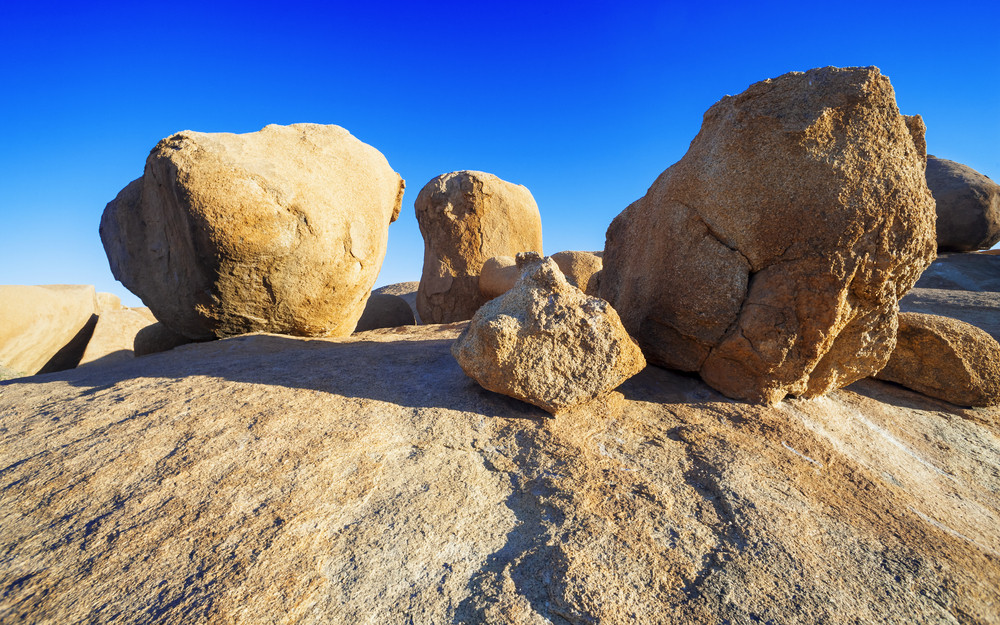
[1,1,997,307]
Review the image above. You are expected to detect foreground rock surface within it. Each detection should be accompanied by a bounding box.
[601,66,936,404]
[100,123,405,339]
[0,284,97,377]
[453,254,645,414]
[927,156,1000,252]
[876,312,1000,407]
[415,171,542,324]
[1,324,998,623]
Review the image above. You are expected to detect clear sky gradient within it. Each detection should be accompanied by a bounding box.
[2,1,997,307]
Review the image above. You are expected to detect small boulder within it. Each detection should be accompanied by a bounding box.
[134,323,199,357]
[353,294,415,332]
[0,285,97,376]
[100,123,405,340]
[415,171,542,324]
[480,251,603,300]
[452,253,645,414]
[551,250,602,296]
[926,156,1000,252]
[478,256,519,300]
[601,66,936,404]
[876,312,1000,407]
[78,296,158,367]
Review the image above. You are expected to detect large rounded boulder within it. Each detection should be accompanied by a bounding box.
[415,171,542,324]
[100,123,405,339]
[601,66,937,404]
[926,156,1000,252]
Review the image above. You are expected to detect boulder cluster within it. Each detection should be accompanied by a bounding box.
[3,66,999,413]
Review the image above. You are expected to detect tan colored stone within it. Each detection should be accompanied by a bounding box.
[0,284,97,376]
[100,123,405,340]
[478,255,519,300]
[78,306,159,367]
[876,312,1000,406]
[452,253,645,414]
[134,322,200,356]
[601,66,936,404]
[480,251,603,300]
[551,250,602,296]
[0,324,998,623]
[373,281,420,324]
[926,156,1000,252]
[353,293,415,332]
[415,171,542,323]
[96,292,122,312]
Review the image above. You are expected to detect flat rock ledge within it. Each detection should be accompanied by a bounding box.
[1,324,998,624]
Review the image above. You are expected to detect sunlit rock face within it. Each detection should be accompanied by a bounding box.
[452,253,645,414]
[100,123,405,339]
[415,170,542,324]
[601,66,936,404]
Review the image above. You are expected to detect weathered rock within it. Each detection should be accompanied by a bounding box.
[601,66,936,404]
[480,251,603,300]
[926,156,1000,252]
[876,312,1000,406]
[0,284,97,377]
[1,323,998,623]
[452,253,645,414]
[100,123,405,340]
[415,171,542,324]
[353,293,415,332]
[915,251,1000,292]
[373,281,420,324]
[78,302,158,367]
[551,250,603,296]
[901,288,1000,343]
[134,322,200,356]
[478,255,519,300]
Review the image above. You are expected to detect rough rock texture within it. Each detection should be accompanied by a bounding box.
[901,288,1000,343]
[0,284,97,377]
[100,123,405,340]
[601,66,936,404]
[927,156,1000,252]
[415,171,542,324]
[876,312,1000,407]
[134,322,200,357]
[915,252,1000,292]
[1,323,998,624]
[78,295,158,367]
[373,281,420,324]
[453,254,645,414]
[478,255,520,300]
[482,252,604,300]
[353,293,415,332]
[551,250,603,296]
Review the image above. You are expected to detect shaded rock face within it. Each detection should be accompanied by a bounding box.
[1,325,998,623]
[876,312,1000,407]
[353,293,415,332]
[452,253,645,414]
[915,251,1000,292]
[0,284,97,377]
[927,156,1000,252]
[100,123,405,340]
[134,322,200,357]
[601,66,936,404]
[373,281,420,324]
[415,171,542,324]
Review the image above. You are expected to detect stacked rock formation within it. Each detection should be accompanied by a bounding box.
[601,66,937,404]
[876,312,1000,407]
[926,156,1000,252]
[0,285,97,376]
[452,253,645,414]
[100,123,405,339]
[415,171,542,323]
